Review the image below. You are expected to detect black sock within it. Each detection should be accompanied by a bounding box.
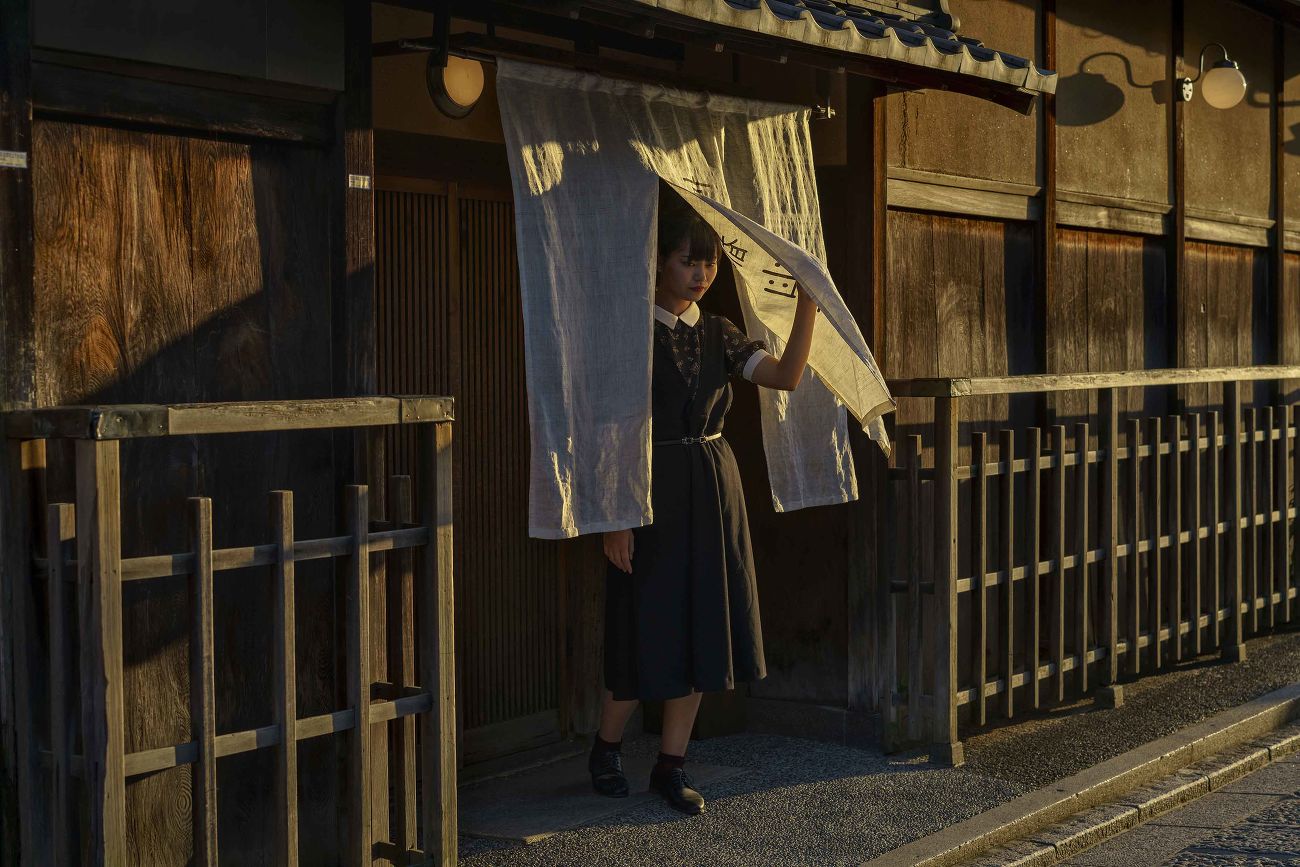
[592,734,622,756]
[653,751,686,776]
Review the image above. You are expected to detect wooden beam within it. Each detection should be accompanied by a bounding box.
[0,0,34,855]
[1040,0,1057,419]
[888,365,1300,398]
[1274,22,1288,395]
[1171,0,1187,409]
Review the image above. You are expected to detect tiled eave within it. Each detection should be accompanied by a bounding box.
[608,0,1057,108]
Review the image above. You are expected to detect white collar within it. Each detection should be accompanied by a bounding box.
[654,301,701,329]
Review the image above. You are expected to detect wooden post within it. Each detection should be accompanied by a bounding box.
[271,491,299,866]
[1210,411,1223,650]
[1148,416,1163,670]
[1280,404,1293,624]
[998,429,1015,720]
[346,485,373,866]
[1189,413,1203,655]
[972,433,989,727]
[1027,427,1042,711]
[1098,390,1123,706]
[387,475,418,853]
[1052,425,1067,704]
[1075,422,1090,696]
[1247,408,1260,635]
[76,439,126,864]
[45,503,74,866]
[1128,418,1142,677]
[1168,415,1184,663]
[189,497,218,866]
[906,436,923,741]
[931,397,963,766]
[419,421,458,862]
[1225,383,1247,661]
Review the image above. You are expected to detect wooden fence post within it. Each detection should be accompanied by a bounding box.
[932,396,963,766]
[271,490,299,866]
[346,485,373,866]
[387,475,418,853]
[1225,383,1247,661]
[190,497,218,866]
[419,421,458,863]
[1098,389,1123,706]
[46,502,74,866]
[76,439,126,864]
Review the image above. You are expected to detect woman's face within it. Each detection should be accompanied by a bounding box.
[657,237,719,305]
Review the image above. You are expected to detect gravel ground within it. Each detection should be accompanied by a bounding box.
[458,628,1300,867]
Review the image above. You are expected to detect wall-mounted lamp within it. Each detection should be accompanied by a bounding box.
[425,4,485,119]
[1178,43,1247,109]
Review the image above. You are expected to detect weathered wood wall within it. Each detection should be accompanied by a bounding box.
[31,119,342,862]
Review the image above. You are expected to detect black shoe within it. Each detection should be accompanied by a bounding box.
[649,767,705,815]
[588,749,629,798]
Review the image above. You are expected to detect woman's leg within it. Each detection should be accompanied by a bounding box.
[659,689,702,756]
[598,689,640,742]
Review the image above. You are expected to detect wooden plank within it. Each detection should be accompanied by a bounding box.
[387,476,418,852]
[345,485,373,866]
[1027,427,1042,711]
[1128,417,1142,677]
[1266,407,1277,630]
[189,497,218,866]
[1149,416,1163,670]
[30,60,334,144]
[419,421,459,859]
[886,366,1300,398]
[1053,425,1067,704]
[1100,390,1121,686]
[1075,422,1091,695]
[46,502,74,865]
[271,491,299,866]
[1225,384,1247,660]
[1189,413,1203,656]
[972,432,989,727]
[1169,416,1184,663]
[76,439,125,864]
[999,429,1015,719]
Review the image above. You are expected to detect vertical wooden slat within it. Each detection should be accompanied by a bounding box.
[1075,422,1090,695]
[1210,410,1224,650]
[1099,390,1121,691]
[1189,413,1203,656]
[1281,404,1294,624]
[1052,425,1067,703]
[46,502,74,865]
[387,475,418,853]
[271,490,299,866]
[1265,406,1277,630]
[999,429,1015,719]
[190,497,218,866]
[906,435,922,741]
[1148,416,1163,670]
[932,397,963,765]
[346,485,372,865]
[973,432,989,726]
[1225,384,1247,661]
[76,439,125,865]
[419,421,459,859]
[1128,417,1142,676]
[1247,407,1259,635]
[1168,416,1183,664]
[1027,427,1042,711]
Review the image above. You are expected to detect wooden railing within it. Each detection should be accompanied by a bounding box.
[1,397,456,865]
[879,366,1300,766]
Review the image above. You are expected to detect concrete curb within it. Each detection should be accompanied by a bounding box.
[862,682,1300,867]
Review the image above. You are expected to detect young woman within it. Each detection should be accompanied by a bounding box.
[589,192,818,815]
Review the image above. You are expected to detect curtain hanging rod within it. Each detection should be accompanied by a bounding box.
[375,32,836,120]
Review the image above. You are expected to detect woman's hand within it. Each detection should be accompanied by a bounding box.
[749,284,817,392]
[603,529,634,574]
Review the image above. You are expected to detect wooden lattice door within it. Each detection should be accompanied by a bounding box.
[376,178,564,765]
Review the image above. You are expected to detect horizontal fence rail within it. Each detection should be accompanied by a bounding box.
[2,397,456,866]
[879,366,1300,766]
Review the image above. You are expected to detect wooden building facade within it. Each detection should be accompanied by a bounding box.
[3,0,1300,862]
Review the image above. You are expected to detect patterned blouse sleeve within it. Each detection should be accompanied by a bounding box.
[718,315,770,380]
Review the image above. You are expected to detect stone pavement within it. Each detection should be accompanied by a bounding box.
[1063,753,1300,866]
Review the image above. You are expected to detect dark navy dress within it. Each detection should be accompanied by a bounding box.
[604,306,768,701]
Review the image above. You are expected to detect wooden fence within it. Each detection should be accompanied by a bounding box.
[879,366,1300,765]
[1,397,456,865]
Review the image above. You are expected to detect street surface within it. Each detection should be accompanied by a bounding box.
[1064,751,1300,865]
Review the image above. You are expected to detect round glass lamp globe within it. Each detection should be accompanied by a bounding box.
[443,57,485,110]
[1202,62,1246,109]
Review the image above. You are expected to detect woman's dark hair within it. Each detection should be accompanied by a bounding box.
[658,189,721,263]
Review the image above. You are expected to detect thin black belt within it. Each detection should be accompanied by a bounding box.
[653,432,722,446]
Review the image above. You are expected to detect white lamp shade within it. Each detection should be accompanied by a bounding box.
[443,56,485,110]
[1202,62,1247,109]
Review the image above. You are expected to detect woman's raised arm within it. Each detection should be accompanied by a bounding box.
[749,287,817,392]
